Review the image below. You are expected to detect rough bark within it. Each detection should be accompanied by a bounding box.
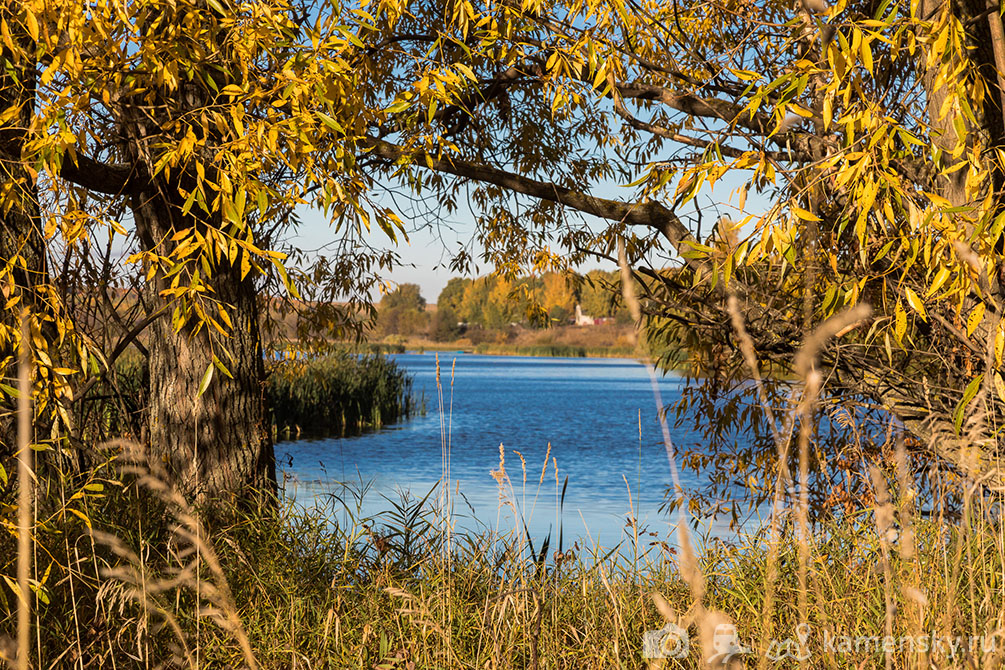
[904,0,1005,485]
[130,189,275,502]
[115,82,275,500]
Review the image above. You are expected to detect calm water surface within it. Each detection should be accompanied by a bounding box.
[279,353,730,548]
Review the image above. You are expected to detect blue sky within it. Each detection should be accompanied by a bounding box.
[291,207,467,301]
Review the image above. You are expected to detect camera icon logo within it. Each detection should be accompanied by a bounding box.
[643,622,690,659]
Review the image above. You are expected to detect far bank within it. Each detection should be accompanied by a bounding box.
[366,322,648,359]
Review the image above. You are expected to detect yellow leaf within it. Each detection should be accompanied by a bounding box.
[894,302,906,344]
[882,199,895,224]
[861,38,873,74]
[927,266,950,296]
[967,302,986,337]
[25,11,38,43]
[995,372,1005,404]
[455,63,477,81]
[904,287,926,321]
[1,20,13,51]
[207,315,227,336]
[730,68,761,81]
[67,507,91,529]
[791,205,820,221]
[997,323,1005,368]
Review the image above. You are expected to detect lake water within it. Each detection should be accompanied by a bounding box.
[279,353,737,551]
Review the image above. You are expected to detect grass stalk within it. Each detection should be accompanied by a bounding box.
[16,314,32,670]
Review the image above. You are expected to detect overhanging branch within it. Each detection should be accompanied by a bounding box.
[59,153,149,196]
[363,136,698,251]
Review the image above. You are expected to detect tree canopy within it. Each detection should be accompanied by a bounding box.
[356,0,1005,498]
[427,270,627,329]
[1,0,408,498]
[376,282,428,335]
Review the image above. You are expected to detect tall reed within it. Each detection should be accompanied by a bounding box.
[266,347,415,438]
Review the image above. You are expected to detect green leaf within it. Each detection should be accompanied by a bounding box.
[316,111,343,133]
[385,99,411,114]
[213,355,234,379]
[990,210,1005,246]
[953,373,984,434]
[197,362,214,398]
[181,188,198,217]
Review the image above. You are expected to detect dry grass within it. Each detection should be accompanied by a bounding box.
[2,431,1005,668]
[8,460,1005,668]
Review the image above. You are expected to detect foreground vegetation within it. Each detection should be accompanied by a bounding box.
[1,441,1001,669]
[7,0,1005,665]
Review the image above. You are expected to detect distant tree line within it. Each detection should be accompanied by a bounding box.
[374,271,632,338]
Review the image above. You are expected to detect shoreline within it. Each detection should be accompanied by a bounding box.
[397,341,640,359]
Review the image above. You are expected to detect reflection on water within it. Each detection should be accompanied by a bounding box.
[279,353,739,549]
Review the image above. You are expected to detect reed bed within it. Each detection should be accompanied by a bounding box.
[266,348,416,438]
[79,347,417,442]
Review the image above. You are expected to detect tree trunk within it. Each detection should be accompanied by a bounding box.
[0,13,42,460]
[130,196,275,503]
[104,0,276,503]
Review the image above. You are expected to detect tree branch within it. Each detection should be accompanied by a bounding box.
[58,153,149,195]
[364,136,700,253]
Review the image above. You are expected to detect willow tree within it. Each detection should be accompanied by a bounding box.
[0,5,42,454]
[352,0,1005,500]
[1,0,409,500]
